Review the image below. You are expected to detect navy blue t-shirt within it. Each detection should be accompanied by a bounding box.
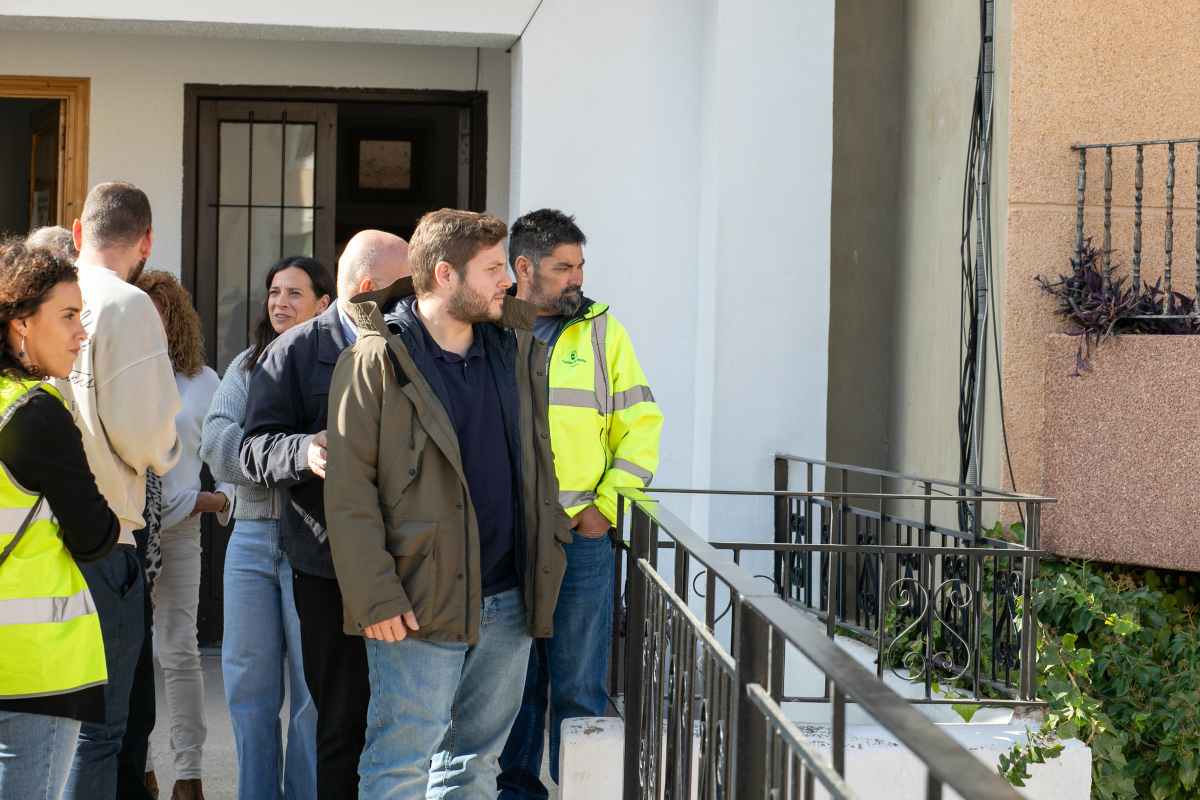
[419,323,518,596]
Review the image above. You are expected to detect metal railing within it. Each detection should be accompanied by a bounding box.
[606,457,1054,799]
[615,495,1038,800]
[771,455,1043,704]
[1071,136,1200,306]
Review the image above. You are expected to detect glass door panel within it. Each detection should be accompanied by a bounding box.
[200,102,335,372]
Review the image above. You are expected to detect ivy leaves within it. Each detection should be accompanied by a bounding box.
[1003,560,1200,798]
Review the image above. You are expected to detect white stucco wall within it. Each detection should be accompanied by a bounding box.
[0,28,511,277]
[0,3,532,46]
[510,0,834,533]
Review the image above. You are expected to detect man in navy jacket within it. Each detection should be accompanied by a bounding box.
[240,230,408,800]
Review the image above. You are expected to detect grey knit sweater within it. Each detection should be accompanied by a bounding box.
[200,347,280,521]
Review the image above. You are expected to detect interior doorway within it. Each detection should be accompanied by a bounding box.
[0,76,90,233]
[182,84,488,645]
[0,98,61,237]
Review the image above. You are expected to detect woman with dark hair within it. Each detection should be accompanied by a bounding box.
[199,256,331,800]
[0,241,119,799]
[134,271,230,800]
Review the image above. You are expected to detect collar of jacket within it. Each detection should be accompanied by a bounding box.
[570,296,608,323]
[504,284,609,325]
[347,276,539,338]
[315,303,350,364]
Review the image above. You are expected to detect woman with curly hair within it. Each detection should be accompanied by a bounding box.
[0,241,119,799]
[133,270,229,800]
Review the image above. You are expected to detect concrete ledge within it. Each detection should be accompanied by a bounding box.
[557,716,1090,800]
[800,723,1090,799]
[560,718,624,800]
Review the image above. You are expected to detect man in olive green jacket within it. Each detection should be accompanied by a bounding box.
[324,210,568,800]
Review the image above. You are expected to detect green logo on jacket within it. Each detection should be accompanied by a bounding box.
[561,350,588,367]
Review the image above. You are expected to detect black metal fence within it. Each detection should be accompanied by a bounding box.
[771,455,1042,705]
[608,457,1053,800]
[1071,136,1200,304]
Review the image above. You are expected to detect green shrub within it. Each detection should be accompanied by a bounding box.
[1002,560,1200,799]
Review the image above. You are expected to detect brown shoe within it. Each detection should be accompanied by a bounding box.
[170,779,206,800]
[144,771,159,800]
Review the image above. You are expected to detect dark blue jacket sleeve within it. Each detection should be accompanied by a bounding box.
[239,339,316,488]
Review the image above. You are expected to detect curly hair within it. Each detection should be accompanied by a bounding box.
[0,238,79,380]
[134,270,206,377]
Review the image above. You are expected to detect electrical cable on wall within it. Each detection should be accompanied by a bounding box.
[958,0,1022,530]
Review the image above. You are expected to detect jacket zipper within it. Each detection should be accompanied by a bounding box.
[526,339,539,627]
[462,484,470,640]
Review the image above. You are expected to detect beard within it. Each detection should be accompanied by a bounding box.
[447,282,501,324]
[532,273,584,317]
[127,258,147,284]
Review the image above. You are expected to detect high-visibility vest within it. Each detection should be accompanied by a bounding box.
[547,301,663,525]
[0,378,107,700]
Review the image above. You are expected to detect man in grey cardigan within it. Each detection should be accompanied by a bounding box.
[57,182,181,800]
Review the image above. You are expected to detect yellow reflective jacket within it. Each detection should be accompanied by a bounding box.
[546,300,663,524]
[0,379,107,700]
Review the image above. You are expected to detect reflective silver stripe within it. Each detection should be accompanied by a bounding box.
[612,385,655,411]
[0,586,97,626]
[590,314,609,414]
[548,388,600,409]
[559,490,597,508]
[612,458,654,484]
[550,385,656,414]
[0,502,53,532]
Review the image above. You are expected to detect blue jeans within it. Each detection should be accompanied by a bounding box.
[499,533,614,798]
[360,588,532,800]
[0,711,81,800]
[64,545,145,800]
[221,519,317,800]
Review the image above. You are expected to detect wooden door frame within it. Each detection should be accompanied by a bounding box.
[181,83,489,301]
[0,76,90,225]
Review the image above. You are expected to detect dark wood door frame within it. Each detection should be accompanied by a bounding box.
[181,84,486,646]
[181,83,489,302]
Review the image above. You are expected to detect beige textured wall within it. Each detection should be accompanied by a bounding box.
[1004,0,1200,503]
[828,0,1011,522]
[1042,335,1200,570]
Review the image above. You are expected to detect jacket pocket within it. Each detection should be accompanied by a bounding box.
[387,520,439,627]
[386,519,437,557]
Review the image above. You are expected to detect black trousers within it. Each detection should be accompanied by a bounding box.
[116,560,156,800]
[292,569,370,800]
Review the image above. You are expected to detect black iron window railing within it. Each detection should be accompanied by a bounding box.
[606,457,1053,800]
[1071,136,1200,307]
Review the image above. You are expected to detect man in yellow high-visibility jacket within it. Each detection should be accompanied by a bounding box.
[499,209,663,799]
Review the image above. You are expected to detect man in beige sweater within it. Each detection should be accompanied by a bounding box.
[55,182,181,800]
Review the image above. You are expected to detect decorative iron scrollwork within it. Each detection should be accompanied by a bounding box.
[885,577,929,681]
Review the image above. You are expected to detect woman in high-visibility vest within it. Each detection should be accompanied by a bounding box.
[0,239,119,800]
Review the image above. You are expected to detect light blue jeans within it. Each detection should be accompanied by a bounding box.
[221,519,317,800]
[360,588,533,800]
[0,711,80,800]
[500,532,615,796]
